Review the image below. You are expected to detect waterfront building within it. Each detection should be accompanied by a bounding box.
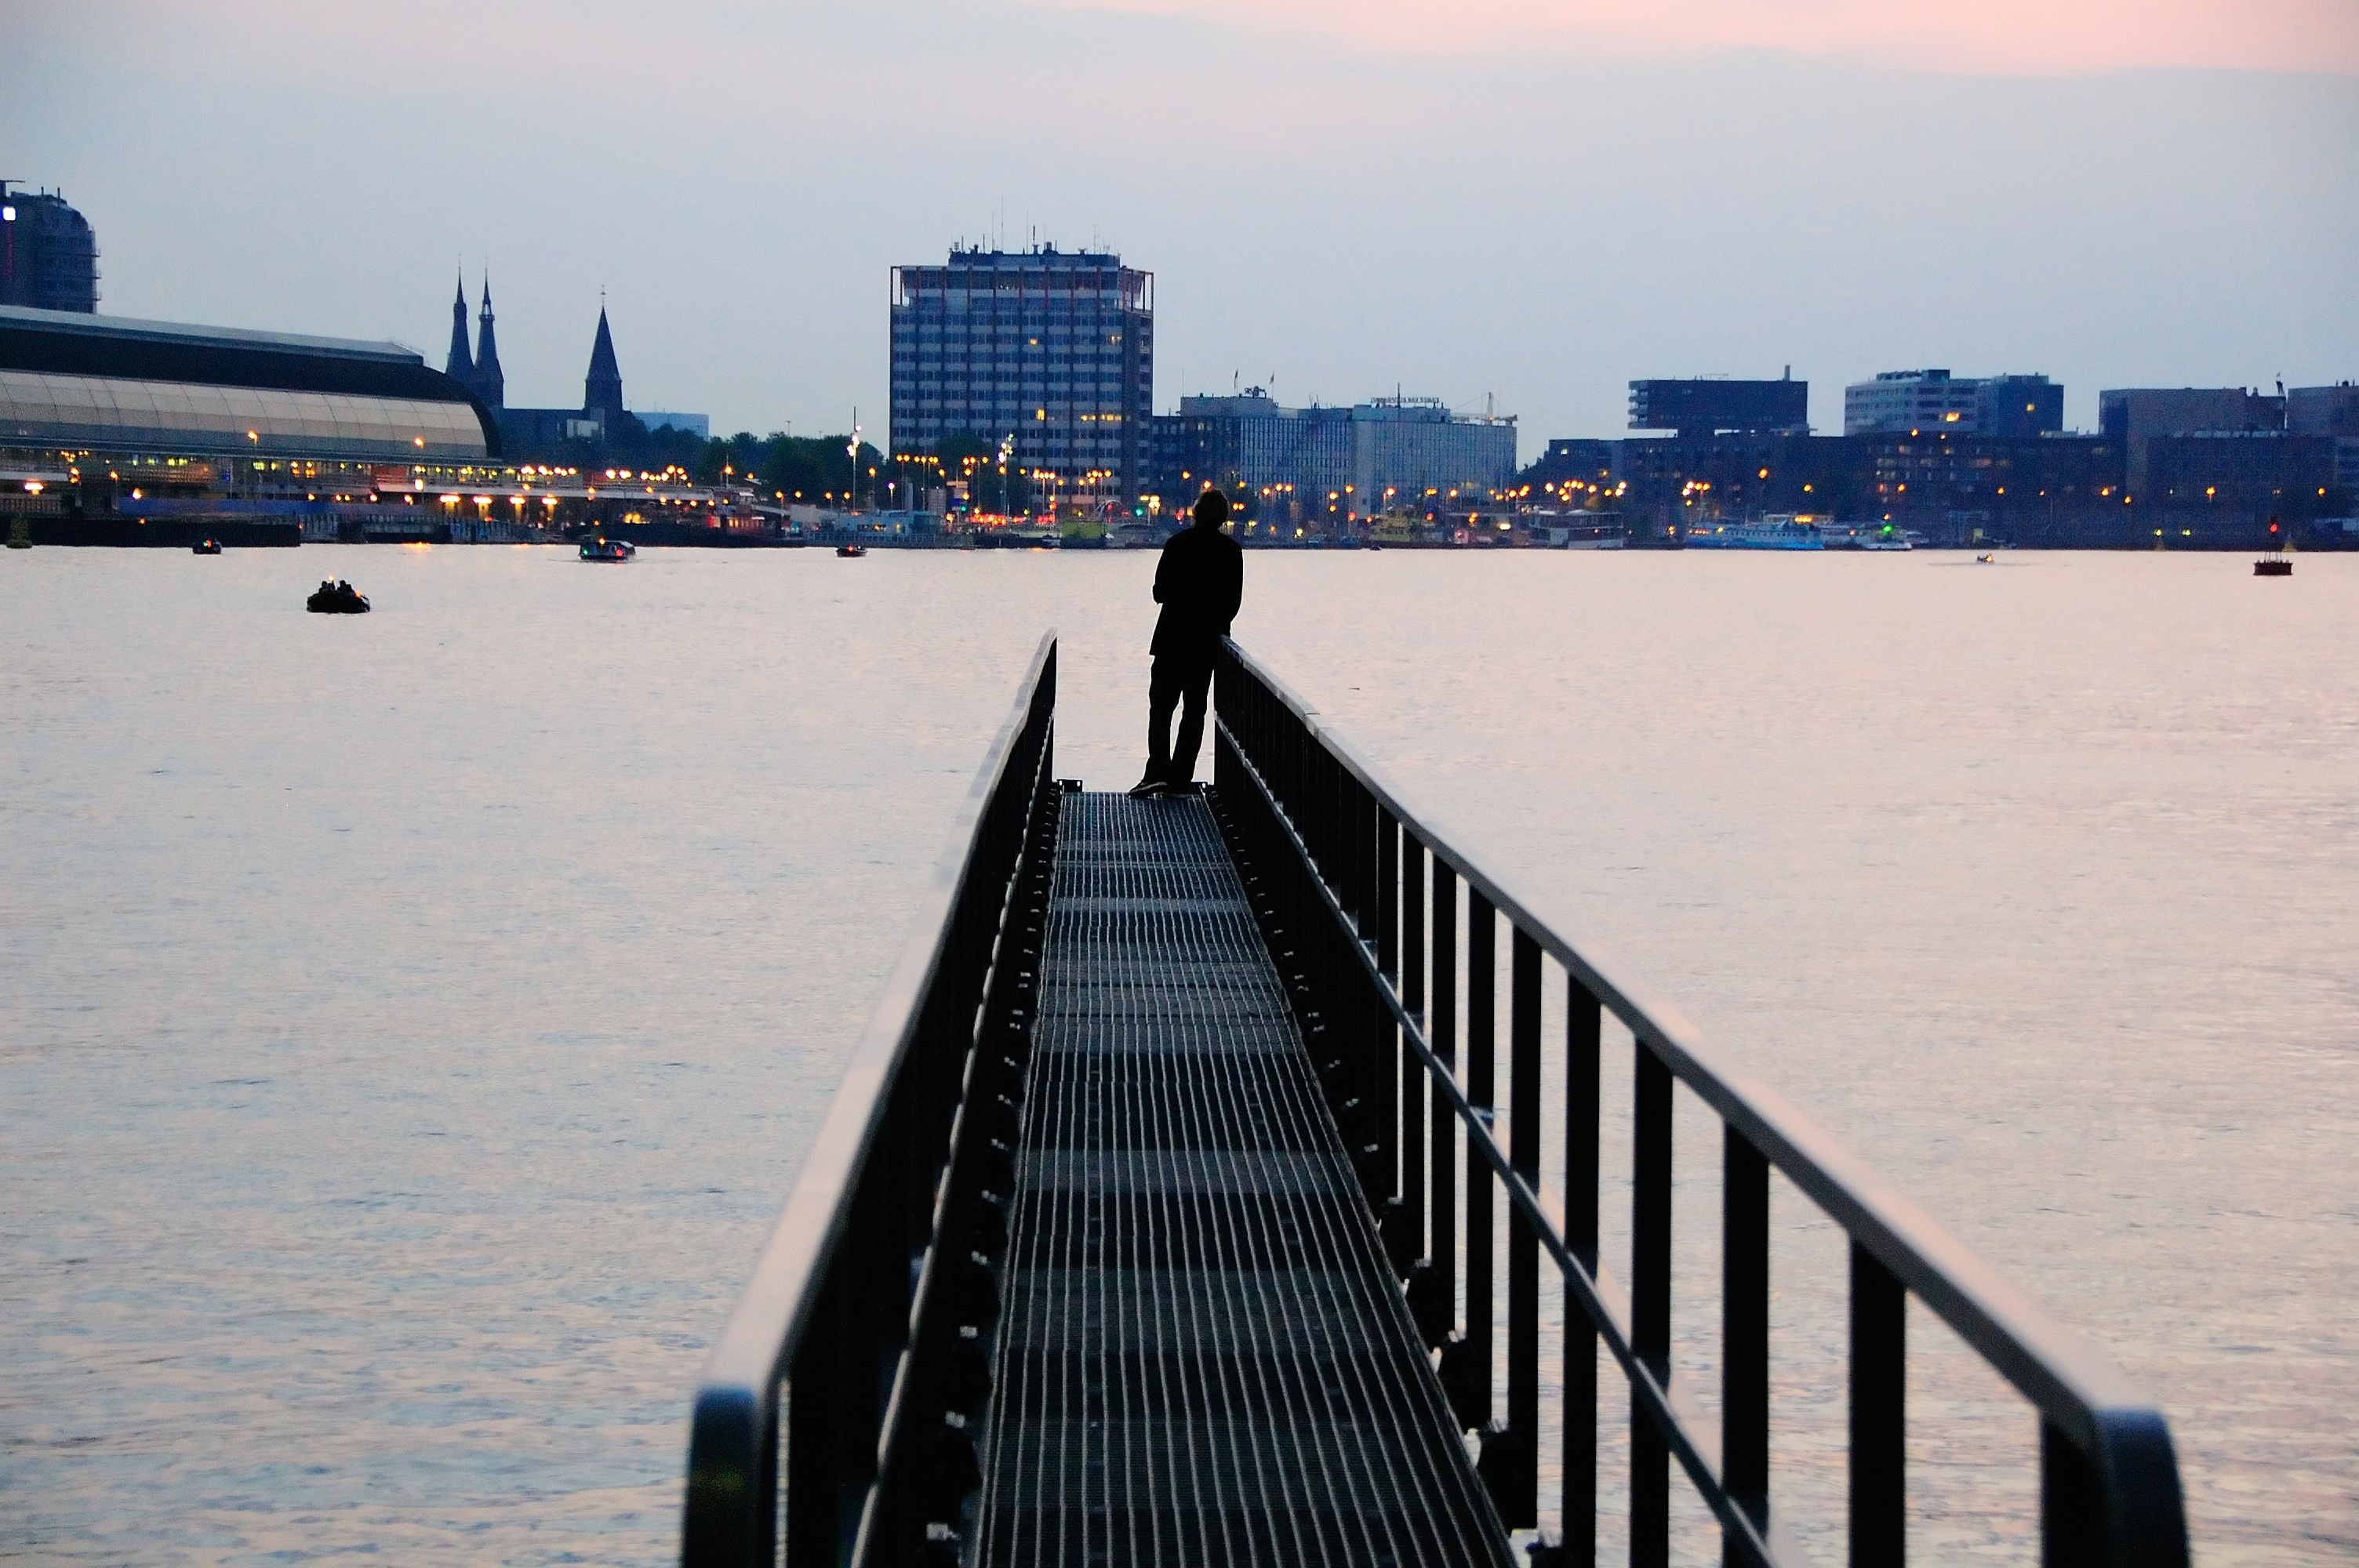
[2099,387,2286,492]
[1151,390,1516,525]
[1627,374,1808,437]
[0,186,98,314]
[2289,383,2359,492]
[1844,369,2063,437]
[638,412,710,440]
[889,245,1154,508]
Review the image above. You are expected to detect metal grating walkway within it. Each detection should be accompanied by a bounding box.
[974,793,1511,1568]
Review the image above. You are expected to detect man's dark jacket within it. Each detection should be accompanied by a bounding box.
[1150,524,1244,656]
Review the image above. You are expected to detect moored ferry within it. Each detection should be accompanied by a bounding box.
[1683,514,1822,550]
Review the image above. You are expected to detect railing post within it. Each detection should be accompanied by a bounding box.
[1851,1243,1906,1567]
[2040,1421,2104,1566]
[1565,982,1601,1563]
[1398,830,1426,1276]
[1632,1043,1673,1568]
[1426,864,1458,1351]
[1461,891,1496,1431]
[787,1281,841,1568]
[1725,1129,1770,1566]
[1507,927,1542,1527]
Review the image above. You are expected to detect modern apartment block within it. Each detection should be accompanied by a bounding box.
[1845,369,2063,437]
[1154,389,1517,523]
[889,245,1154,506]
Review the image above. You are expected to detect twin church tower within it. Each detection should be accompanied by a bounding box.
[442,272,624,435]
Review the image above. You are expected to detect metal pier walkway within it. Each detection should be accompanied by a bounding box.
[975,793,1507,1567]
[682,633,2190,1568]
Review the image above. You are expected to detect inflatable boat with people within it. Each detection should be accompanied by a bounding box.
[306,579,370,614]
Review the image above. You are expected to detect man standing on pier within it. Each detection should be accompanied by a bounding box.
[1130,488,1243,797]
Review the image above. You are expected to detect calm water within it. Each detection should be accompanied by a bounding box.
[2,545,2353,1563]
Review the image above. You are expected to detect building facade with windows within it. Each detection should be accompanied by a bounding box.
[1153,390,1516,524]
[0,187,99,314]
[889,246,1154,508]
[1628,376,1808,437]
[1845,370,2064,437]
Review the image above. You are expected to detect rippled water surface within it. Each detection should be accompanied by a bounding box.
[3,545,2354,1563]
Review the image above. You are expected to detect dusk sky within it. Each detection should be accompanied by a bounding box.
[8,0,2354,455]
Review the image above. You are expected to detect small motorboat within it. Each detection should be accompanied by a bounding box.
[305,579,370,614]
[191,537,223,555]
[837,543,867,557]
[580,537,636,562]
[1976,552,1996,563]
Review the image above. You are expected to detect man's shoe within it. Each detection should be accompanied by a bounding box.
[1126,775,1168,799]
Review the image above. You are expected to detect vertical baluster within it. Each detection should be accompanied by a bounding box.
[1465,892,1496,1421]
[1565,982,1601,1562]
[1430,864,1459,1340]
[1631,1044,1673,1568]
[1400,836,1427,1272]
[1850,1243,1905,1567]
[1724,1130,1770,1566]
[1507,928,1542,1526]
[1372,793,1398,1205]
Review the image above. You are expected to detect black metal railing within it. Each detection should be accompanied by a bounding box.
[682,632,1060,1568]
[1211,638,2190,1568]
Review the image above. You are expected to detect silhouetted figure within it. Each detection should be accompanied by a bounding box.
[1132,489,1243,797]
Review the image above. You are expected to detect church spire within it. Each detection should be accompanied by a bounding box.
[583,303,623,429]
[471,270,504,408]
[443,270,474,381]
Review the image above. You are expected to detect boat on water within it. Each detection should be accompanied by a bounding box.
[837,543,867,557]
[305,579,369,614]
[1685,515,1822,550]
[191,537,223,555]
[580,538,636,562]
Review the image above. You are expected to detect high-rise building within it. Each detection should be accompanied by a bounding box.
[1628,375,1808,437]
[1,187,99,314]
[890,245,1154,506]
[1845,369,2063,437]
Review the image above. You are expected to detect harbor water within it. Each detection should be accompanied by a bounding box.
[2,545,2353,1563]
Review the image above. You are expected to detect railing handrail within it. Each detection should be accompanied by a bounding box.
[692,629,1058,1406]
[1219,636,2178,1490]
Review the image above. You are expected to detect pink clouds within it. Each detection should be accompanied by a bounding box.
[1034,0,2359,73]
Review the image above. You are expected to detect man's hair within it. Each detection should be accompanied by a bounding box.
[1192,488,1230,528]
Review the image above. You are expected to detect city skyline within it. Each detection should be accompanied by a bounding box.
[4,0,2354,459]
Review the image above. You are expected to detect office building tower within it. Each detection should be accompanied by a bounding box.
[1845,369,2063,437]
[0,187,99,314]
[890,245,1154,506]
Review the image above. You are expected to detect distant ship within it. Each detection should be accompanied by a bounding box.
[1684,516,1822,550]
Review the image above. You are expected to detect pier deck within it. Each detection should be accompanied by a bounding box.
[974,792,1509,1568]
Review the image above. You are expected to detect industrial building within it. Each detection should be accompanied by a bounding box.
[1153,390,1517,527]
[1627,376,1808,437]
[1,186,99,314]
[1844,370,2063,437]
[890,245,1154,509]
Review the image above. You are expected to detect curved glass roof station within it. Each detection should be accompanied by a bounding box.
[0,303,496,462]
